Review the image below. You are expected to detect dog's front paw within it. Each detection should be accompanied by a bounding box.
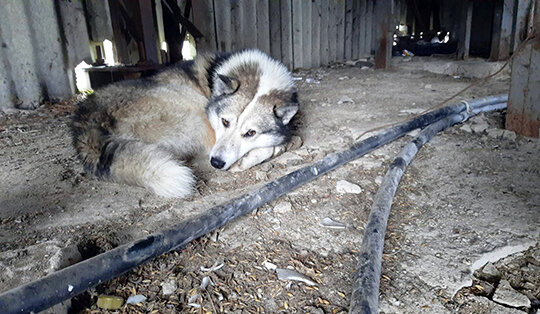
[230,146,276,172]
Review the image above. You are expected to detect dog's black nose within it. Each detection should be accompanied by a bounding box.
[210,157,226,169]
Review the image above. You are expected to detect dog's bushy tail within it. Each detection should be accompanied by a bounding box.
[72,110,194,198]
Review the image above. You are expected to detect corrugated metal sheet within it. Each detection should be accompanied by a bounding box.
[0,0,92,109]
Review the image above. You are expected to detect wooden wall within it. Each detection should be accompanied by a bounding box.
[192,0,380,69]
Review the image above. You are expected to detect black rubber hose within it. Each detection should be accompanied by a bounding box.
[0,94,507,313]
[349,102,508,314]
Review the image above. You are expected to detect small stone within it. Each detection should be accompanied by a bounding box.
[492,280,531,308]
[276,152,304,166]
[336,180,362,194]
[471,123,489,134]
[375,176,383,185]
[502,130,517,141]
[337,96,354,105]
[475,262,501,283]
[161,279,177,295]
[97,295,124,310]
[460,125,472,133]
[486,128,505,139]
[273,201,292,214]
[126,295,147,305]
[424,84,432,89]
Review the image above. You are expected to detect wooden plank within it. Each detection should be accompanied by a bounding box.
[191,0,216,52]
[344,0,353,60]
[214,0,232,52]
[302,0,312,68]
[162,0,183,61]
[489,0,503,60]
[328,0,337,62]
[507,40,540,137]
[498,0,515,59]
[311,0,321,67]
[365,0,373,55]
[356,0,365,58]
[336,0,346,61]
[231,0,244,50]
[320,0,329,65]
[374,0,392,68]
[370,0,378,56]
[513,0,532,53]
[244,0,257,48]
[280,0,293,69]
[256,0,270,54]
[269,0,282,60]
[457,1,473,60]
[292,0,303,68]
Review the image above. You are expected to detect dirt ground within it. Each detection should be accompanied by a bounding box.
[0,57,538,313]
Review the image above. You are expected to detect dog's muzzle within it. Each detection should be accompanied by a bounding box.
[210,157,226,169]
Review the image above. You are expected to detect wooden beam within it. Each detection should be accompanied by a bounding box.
[257,0,270,54]
[244,0,257,48]
[506,5,540,137]
[365,0,373,55]
[328,0,337,62]
[457,1,473,60]
[292,0,303,68]
[513,0,532,54]
[191,0,217,52]
[311,0,321,67]
[231,0,244,51]
[302,0,312,68]
[336,0,346,61]
[269,0,282,60]
[214,0,231,52]
[320,0,329,65]
[374,0,392,68]
[138,0,160,63]
[344,0,353,60]
[490,0,503,60]
[280,0,293,69]
[499,0,516,59]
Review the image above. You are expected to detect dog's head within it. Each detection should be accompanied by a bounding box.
[206,51,297,170]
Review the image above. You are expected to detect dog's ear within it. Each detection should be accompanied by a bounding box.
[214,74,240,95]
[274,103,298,125]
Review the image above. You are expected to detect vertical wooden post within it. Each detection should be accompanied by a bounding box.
[344,0,353,60]
[192,0,217,52]
[312,0,322,67]
[365,0,373,55]
[162,0,183,62]
[244,0,257,48]
[269,0,282,60]
[352,0,361,59]
[328,0,337,62]
[302,0,312,68]
[257,0,271,54]
[231,0,244,51]
[336,0,346,61]
[374,0,392,69]
[513,0,532,54]
[320,0,329,65]
[281,0,294,69]
[292,0,303,68]
[138,0,161,63]
[490,0,503,60]
[506,6,540,138]
[498,0,516,59]
[457,1,473,60]
[215,0,232,52]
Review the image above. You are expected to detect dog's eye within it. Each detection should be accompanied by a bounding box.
[221,118,230,127]
[243,129,256,137]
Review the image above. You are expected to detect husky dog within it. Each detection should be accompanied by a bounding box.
[72,50,298,198]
